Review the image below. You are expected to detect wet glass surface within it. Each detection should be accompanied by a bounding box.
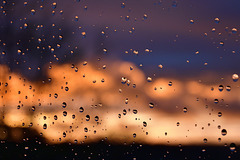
[0,0,240,159]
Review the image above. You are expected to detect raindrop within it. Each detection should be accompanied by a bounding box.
[86,115,90,121]
[63,132,66,138]
[214,17,220,24]
[103,48,107,54]
[232,28,237,33]
[218,85,224,92]
[232,74,239,82]
[63,111,67,116]
[54,115,58,120]
[133,133,136,138]
[219,41,224,46]
[230,143,236,151]
[147,77,152,82]
[79,107,84,113]
[214,99,219,104]
[183,107,187,113]
[52,2,57,9]
[221,129,227,136]
[133,109,138,114]
[123,109,127,115]
[121,77,127,84]
[54,93,58,98]
[143,14,148,20]
[143,121,147,127]
[226,86,231,91]
[168,81,173,86]
[62,102,67,108]
[75,16,79,21]
[32,106,35,111]
[121,3,125,8]
[65,87,69,91]
[31,9,36,15]
[95,116,99,121]
[84,127,88,132]
[203,138,207,143]
[43,124,47,129]
[218,112,222,117]
[149,103,154,108]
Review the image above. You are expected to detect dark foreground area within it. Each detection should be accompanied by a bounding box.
[0,140,239,160]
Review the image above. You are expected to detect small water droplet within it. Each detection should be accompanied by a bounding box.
[62,102,67,108]
[221,129,227,136]
[218,85,224,92]
[232,74,239,82]
[214,17,220,24]
[183,107,187,113]
[86,115,90,121]
[43,124,47,129]
[63,111,67,116]
[218,112,222,117]
[149,103,154,108]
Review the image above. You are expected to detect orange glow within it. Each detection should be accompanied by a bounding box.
[1,62,240,146]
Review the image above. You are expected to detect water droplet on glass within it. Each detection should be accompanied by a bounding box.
[214,99,219,104]
[203,138,207,143]
[133,109,138,114]
[143,14,148,20]
[65,87,69,91]
[121,3,125,8]
[72,114,75,119]
[62,102,67,108]
[221,129,227,136]
[219,41,224,46]
[75,16,79,21]
[79,107,84,113]
[133,133,136,138]
[32,106,35,111]
[183,107,187,113]
[95,116,99,121]
[230,143,236,151]
[218,112,222,117]
[52,2,57,9]
[168,81,173,86]
[143,121,147,127]
[54,115,58,120]
[123,109,127,115]
[232,74,239,82]
[218,85,224,92]
[232,28,237,33]
[63,132,66,138]
[226,86,231,91]
[54,93,58,98]
[147,77,152,82]
[121,77,127,84]
[31,9,36,15]
[63,111,67,116]
[149,103,154,108]
[214,17,220,24]
[43,124,47,129]
[86,115,90,121]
